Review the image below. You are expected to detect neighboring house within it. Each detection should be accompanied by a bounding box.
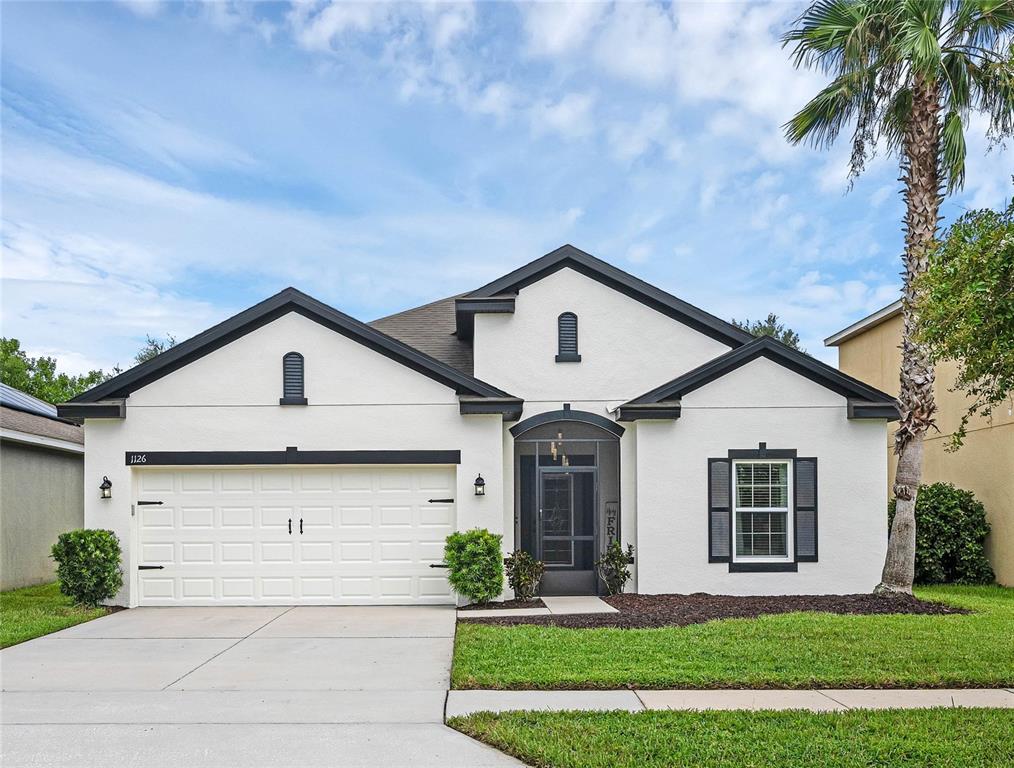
[60,246,896,606]
[826,301,1014,586]
[1,384,85,590]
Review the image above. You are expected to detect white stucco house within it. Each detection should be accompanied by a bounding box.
[61,246,896,606]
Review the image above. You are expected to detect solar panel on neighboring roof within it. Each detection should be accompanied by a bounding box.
[0,383,59,419]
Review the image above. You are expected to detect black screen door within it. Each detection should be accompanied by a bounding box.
[538,468,596,594]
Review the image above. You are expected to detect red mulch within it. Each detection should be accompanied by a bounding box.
[458,598,547,611]
[457,592,967,629]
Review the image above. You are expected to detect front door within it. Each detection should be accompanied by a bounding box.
[538,468,597,595]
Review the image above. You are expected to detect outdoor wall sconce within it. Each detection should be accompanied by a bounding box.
[474,474,486,496]
[99,476,112,499]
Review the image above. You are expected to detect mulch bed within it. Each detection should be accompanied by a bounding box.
[458,598,547,611]
[457,592,967,629]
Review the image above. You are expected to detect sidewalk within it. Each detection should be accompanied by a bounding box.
[445,688,1014,718]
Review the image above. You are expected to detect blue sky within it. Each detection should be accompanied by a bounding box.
[2,1,1010,373]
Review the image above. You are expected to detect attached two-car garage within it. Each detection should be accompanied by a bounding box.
[134,465,457,605]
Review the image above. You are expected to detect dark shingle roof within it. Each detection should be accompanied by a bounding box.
[1,405,84,444]
[369,294,474,375]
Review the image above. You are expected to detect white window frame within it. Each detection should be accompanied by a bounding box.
[732,459,793,563]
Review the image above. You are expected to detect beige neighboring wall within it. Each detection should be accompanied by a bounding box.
[828,307,1014,586]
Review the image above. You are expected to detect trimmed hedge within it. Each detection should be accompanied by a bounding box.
[889,482,994,585]
[51,529,123,607]
[445,529,504,604]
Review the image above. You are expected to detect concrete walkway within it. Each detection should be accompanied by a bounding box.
[445,688,1014,717]
[1,606,520,768]
[459,595,617,618]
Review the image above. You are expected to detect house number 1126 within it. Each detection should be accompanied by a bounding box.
[129,454,147,464]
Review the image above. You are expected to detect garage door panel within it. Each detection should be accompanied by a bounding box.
[136,466,456,605]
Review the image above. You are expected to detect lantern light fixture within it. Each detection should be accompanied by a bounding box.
[473,474,486,496]
[99,476,112,499]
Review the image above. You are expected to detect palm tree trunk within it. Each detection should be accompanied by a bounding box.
[877,73,941,596]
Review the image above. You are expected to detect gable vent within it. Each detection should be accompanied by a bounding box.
[556,312,581,362]
[280,352,307,405]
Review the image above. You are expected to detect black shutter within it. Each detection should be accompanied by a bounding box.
[555,313,581,361]
[708,458,731,562]
[794,457,817,561]
[280,352,306,404]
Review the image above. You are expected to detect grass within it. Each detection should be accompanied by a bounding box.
[0,581,111,648]
[450,708,1014,768]
[452,585,1014,689]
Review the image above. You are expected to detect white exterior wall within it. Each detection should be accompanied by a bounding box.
[84,312,504,606]
[473,267,730,405]
[636,357,889,595]
[475,267,732,593]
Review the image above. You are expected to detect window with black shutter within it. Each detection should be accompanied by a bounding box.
[556,312,581,362]
[280,352,307,405]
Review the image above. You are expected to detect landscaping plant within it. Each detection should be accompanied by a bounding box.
[784,1,1014,595]
[595,541,634,595]
[504,550,545,601]
[444,528,504,604]
[50,529,123,607]
[889,483,994,585]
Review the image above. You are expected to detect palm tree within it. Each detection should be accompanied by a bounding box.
[783,1,1014,594]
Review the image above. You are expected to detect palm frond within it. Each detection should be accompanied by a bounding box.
[941,109,967,190]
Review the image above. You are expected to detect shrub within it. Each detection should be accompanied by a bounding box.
[596,541,634,595]
[505,550,545,601]
[444,529,504,604]
[51,529,123,607]
[888,482,994,585]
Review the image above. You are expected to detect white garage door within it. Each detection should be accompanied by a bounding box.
[135,466,456,605]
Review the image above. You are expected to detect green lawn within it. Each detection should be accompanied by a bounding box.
[451,708,1014,768]
[1,581,111,648]
[452,586,1014,689]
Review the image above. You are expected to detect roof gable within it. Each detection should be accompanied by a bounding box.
[71,288,511,403]
[624,336,898,418]
[464,244,754,348]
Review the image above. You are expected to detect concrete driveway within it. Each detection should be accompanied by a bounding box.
[1,606,520,767]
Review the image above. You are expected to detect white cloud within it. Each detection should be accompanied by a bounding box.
[521,1,607,57]
[531,92,596,139]
[116,0,163,18]
[625,243,652,263]
[606,105,671,163]
[592,1,678,85]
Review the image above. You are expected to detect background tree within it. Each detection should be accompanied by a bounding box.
[916,195,1014,450]
[783,2,1014,594]
[0,338,107,403]
[134,333,177,365]
[731,313,804,351]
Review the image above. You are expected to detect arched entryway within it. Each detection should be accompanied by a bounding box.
[511,409,622,595]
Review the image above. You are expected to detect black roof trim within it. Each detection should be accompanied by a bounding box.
[454,296,516,340]
[848,399,900,421]
[626,336,898,416]
[71,288,513,403]
[57,401,126,422]
[124,449,461,466]
[615,403,681,422]
[468,245,755,348]
[509,408,624,438]
[458,396,524,420]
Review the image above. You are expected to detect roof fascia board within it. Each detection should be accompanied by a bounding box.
[615,402,682,422]
[824,300,903,347]
[468,245,754,348]
[628,337,896,406]
[56,401,126,422]
[71,289,512,403]
[1,428,85,454]
[458,396,524,420]
[454,296,516,340]
[847,399,900,420]
[123,449,462,466]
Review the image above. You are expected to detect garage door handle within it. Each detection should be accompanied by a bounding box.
[288,518,292,535]
[299,518,303,535]
[427,498,454,503]
[138,565,164,570]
